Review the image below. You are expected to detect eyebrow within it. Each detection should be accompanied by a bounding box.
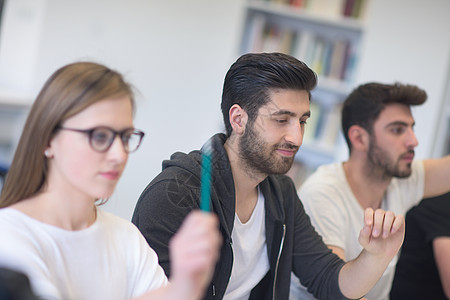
[385,120,415,128]
[270,110,311,118]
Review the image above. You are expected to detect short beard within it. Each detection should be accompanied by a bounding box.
[367,135,413,179]
[239,120,298,178]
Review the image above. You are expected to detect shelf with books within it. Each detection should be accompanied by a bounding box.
[0,93,30,171]
[245,1,367,28]
[241,1,365,85]
[302,99,342,147]
[240,0,366,186]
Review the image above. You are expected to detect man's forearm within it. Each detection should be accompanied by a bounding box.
[338,209,404,299]
[338,249,393,299]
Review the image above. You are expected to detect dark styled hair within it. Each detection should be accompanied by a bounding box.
[0,62,135,208]
[221,52,317,137]
[342,82,427,152]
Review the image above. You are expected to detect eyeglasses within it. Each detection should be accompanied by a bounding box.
[58,126,145,153]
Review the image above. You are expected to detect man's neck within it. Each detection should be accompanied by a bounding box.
[343,158,392,210]
[224,138,266,223]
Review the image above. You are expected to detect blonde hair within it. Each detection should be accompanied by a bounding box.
[0,62,134,208]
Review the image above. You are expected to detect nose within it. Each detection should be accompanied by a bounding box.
[284,121,303,147]
[406,127,419,148]
[107,136,128,162]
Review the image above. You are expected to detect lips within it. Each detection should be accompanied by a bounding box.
[401,152,415,162]
[277,148,298,157]
[100,171,120,180]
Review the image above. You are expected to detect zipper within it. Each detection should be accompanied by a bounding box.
[272,224,286,300]
[212,239,232,298]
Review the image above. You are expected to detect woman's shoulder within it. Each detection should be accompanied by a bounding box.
[96,209,144,239]
[0,207,31,227]
[0,208,43,256]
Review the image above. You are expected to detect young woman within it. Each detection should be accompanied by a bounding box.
[0,62,220,300]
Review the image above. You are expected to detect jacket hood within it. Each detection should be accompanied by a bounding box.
[162,133,228,174]
[162,133,236,237]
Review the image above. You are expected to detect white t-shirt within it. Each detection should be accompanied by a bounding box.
[290,160,425,300]
[0,208,168,300]
[224,187,270,300]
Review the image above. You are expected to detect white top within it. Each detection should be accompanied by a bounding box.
[290,160,425,300]
[0,208,168,300]
[224,187,270,300]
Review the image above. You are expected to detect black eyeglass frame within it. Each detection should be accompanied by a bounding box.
[58,126,145,153]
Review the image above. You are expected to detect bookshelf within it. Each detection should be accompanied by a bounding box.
[240,0,368,186]
[0,92,30,175]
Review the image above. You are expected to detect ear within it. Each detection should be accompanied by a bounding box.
[44,147,53,158]
[229,104,248,136]
[44,135,57,158]
[348,125,370,152]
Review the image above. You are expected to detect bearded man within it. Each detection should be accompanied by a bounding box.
[290,82,450,300]
[133,53,408,300]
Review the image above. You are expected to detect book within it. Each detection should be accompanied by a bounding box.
[342,41,357,82]
[247,13,267,52]
[317,104,342,148]
[307,0,345,18]
[342,0,367,19]
[261,25,282,52]
[303,101,322,143]
[310,37,326,75]
[328,39,347,80]
[322,39,334,78]
[343,0,356,17]
[279,28,297,54]
[293,30,314,62]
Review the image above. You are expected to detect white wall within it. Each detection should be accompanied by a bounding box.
[1,0,246,219]
[1,0,449,220]
[0,0,46,95]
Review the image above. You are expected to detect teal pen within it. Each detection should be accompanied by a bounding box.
[200,142,212,212]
